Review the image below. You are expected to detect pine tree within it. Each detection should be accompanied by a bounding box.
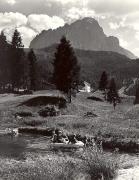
[99,71,108,91]
[0,31,11,89]
[107,78,119,103]
[10,29,25,89]
[53,36,80,102]
[28,49,37,90]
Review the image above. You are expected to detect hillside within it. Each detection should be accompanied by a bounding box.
[30,17,136,59]
[34,45,139,88]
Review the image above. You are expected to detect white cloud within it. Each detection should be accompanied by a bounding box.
[17,26,37,47]
[28,14,65,33]
[109,22,120,30]
[0,12,27,30]
[7,0,16,5]
[0,12,65,46]
[132,48,139,57]
[119,38,128,48]
[0,0,139,55]
[65,7,96,22]
[48,0,80,5]
[135,32,139,40]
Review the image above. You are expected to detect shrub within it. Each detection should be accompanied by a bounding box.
[81,147,118,180]
[38,105,60,117]
[21,96,66,108]
[15,111,32,117]
[18,127,55,136]
[87,96,103,102]
[84,111,98,118]
[102,137,139,153]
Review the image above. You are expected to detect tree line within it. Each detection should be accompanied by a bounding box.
[98,71,120,107]
[1,29,139,106]
[0,29,37,92]
[0,31,80,101]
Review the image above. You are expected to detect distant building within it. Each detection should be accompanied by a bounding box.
[79,81,91,93]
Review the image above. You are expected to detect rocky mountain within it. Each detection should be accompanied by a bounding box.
[30,17,136,59]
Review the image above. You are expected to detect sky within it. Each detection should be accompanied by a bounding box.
[0,0,139,57]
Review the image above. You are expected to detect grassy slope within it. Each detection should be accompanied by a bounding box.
[0,90,138,139]
[0,91,138,179]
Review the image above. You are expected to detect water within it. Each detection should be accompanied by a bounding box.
[0,134,139,179]
[0,134,51,159]
[115,153,139,180]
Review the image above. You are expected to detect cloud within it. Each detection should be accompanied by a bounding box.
[0,0,139,56]
[132,48,139,57]
[119,38,128,48]
[7,0,16,5]
[0,12,65,47]
[28,14,65,33]
[17,26,37,47]
[88,0,139,15]
[48,0,79,5]
[135,32,139,40]
[64,7,95,22]
[0,12,27,30]
[109,22,120,30]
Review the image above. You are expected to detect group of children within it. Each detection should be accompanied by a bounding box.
[51,129,103,151]
[52,130,79,144]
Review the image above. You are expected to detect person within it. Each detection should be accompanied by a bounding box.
[113,97,117,110]
[68,134,77,144]
[52,130,58,143]
[52,130,69,144]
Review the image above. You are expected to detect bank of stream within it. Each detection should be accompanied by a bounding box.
[0,132,139,180]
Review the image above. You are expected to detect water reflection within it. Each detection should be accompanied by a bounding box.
[0,135,27,159]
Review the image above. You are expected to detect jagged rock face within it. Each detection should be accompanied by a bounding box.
[30,17,136,59]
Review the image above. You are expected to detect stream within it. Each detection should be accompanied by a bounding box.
[0,134,139,180]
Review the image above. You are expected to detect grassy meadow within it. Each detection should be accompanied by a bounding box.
[0,90,138,179]
[0,90,138,139]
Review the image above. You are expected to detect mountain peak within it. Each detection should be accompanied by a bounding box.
[30,18,136,59]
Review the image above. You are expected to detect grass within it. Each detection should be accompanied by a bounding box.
[72,122,89,129]
[81,147,118,180]
[0,91,138,150]
[0,148,118,180]
[21,118,45,126]
[0,90,138,179]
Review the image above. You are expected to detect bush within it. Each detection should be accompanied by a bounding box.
[84,111,98,118]
[21,96,66,108]
[81,147,118,180]
[18,127,55,136]
[102,137,139,153]
[87,96,103,102]
[38,105,60,117]
[15,111,32,117]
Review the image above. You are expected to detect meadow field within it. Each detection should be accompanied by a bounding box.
[0,90,139,180]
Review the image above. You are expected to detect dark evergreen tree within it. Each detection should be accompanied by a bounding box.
[99,71,108,91]
[28,49,37,90]
[0,31,11,89]
[10,29,25,89]
[53,36,80,102]
[107,78,120,103]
